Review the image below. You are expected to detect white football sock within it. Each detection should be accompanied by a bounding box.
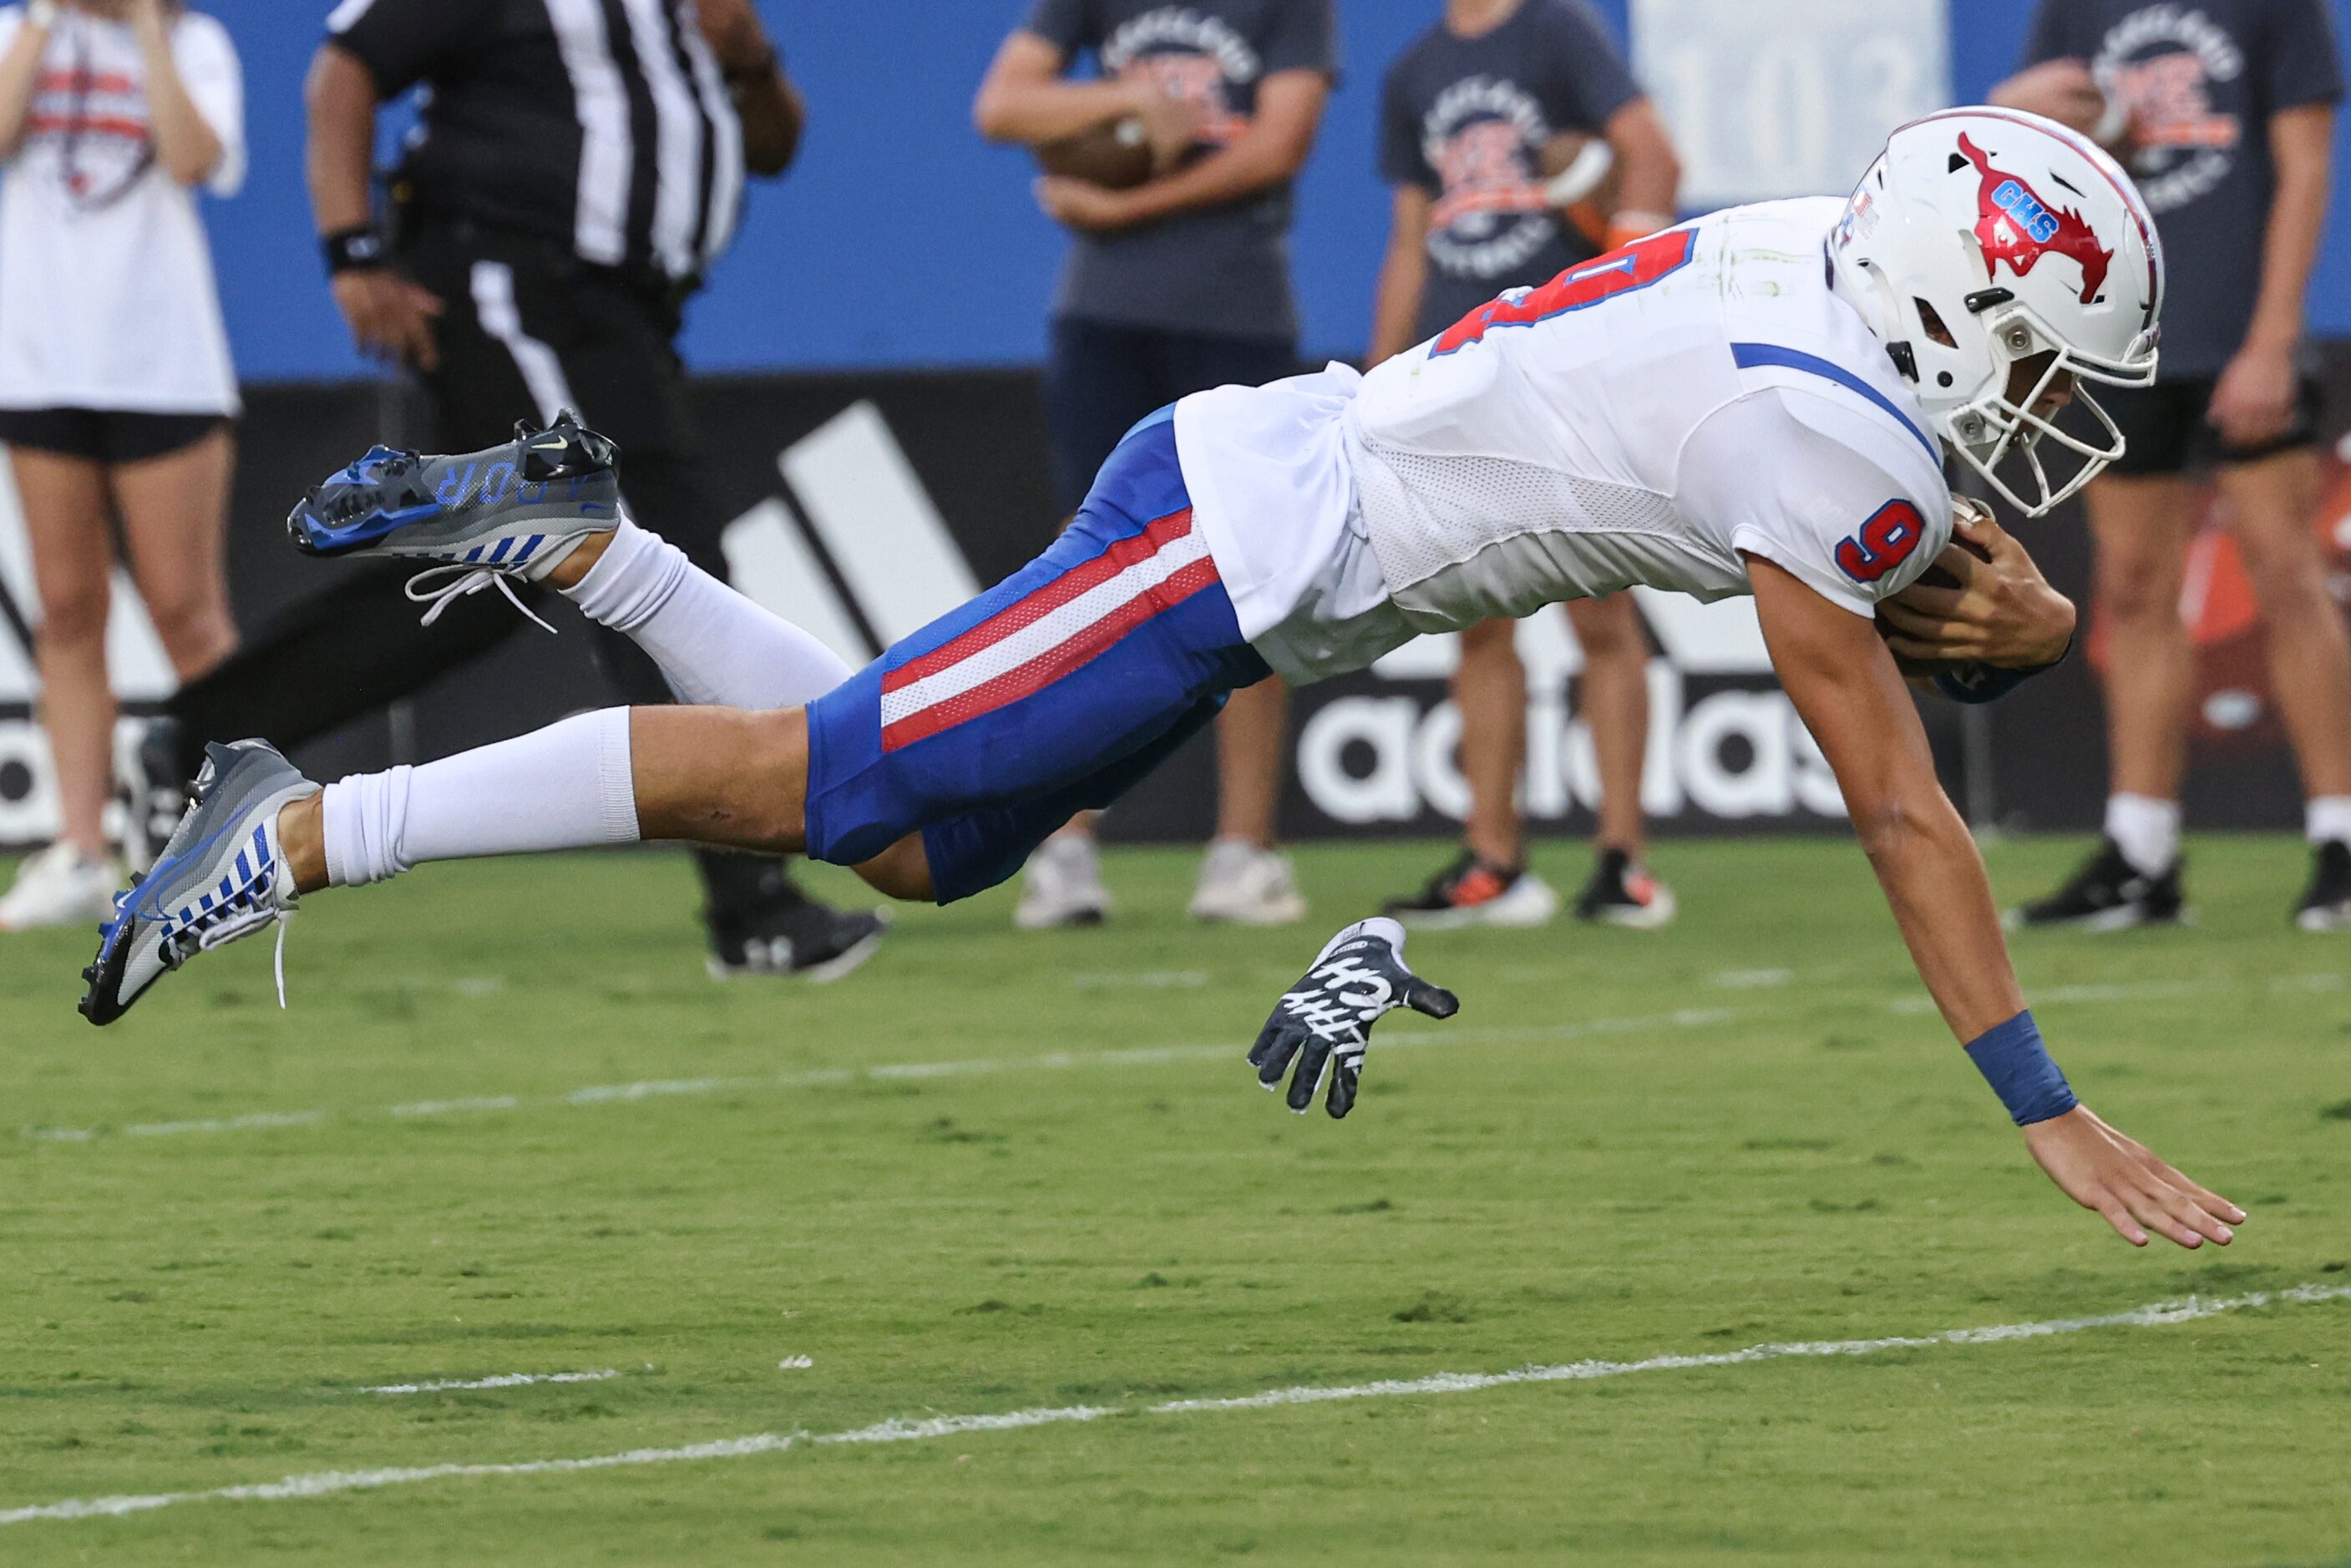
[2104,793,2181,877]
[322,708,639,888]
[2306,795,2351,847]
[564,520,854,710]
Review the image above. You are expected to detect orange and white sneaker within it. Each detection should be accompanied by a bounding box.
[1572,847,1676,930]
[1381,850,1559,931]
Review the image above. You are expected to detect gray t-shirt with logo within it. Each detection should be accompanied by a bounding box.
[1024,0,1337,342]
[1380,0,1640,344]
[2022,0,2343,377]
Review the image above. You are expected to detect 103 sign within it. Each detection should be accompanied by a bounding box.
[1632,0,1949,209]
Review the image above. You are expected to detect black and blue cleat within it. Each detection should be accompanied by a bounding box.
[287,410,625,626]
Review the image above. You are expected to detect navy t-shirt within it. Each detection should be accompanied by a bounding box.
[1380,0,1640,344]
[1024,0,1337,342]
[2022,0,2344,377]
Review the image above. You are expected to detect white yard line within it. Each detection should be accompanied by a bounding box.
[6,1282,2343,1528]
[13,1009,1744,1146]
[1710,968,1795,989]
[362,1370,618,1396]
[1069,970,1209,989]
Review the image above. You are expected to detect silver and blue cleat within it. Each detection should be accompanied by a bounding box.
[79,741,317,1026]
[286,410,624,629]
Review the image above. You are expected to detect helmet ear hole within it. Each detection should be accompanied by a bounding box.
[1914,298,1957,348]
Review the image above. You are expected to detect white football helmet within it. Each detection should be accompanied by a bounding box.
[1829,107,2165,516]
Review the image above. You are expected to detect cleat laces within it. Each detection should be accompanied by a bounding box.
[185,906,296,1010]
[403,563,560,635]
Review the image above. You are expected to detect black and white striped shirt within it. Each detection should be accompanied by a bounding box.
[327,0,743,281]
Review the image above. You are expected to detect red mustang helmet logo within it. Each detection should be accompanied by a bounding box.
[1957,133,2113,304]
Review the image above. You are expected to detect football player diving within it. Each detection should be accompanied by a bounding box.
[82,109,2243,1255]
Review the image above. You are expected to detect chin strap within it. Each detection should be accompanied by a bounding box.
[403,564,560,635]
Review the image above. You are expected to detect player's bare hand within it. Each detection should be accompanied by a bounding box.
[1035,175,1142,233]
[1878,507,2075,669]
[2209,340,2299,449]
[332,270,443,372]
[2020,1104,2244,1248]
[693,0,773,77]
[1122,80,1209,170]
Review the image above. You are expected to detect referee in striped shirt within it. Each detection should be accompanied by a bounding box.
[146,0,885,980]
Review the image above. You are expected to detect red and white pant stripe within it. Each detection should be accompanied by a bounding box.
[878,508,1218,751]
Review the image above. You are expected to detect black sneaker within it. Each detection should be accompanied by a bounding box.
[1573,847,1677,929]
[2294,839,2351,932]
[703,862,889,983]
[1381,849,1559,930]
[2009,837,2185,931]
[114,716,195,875]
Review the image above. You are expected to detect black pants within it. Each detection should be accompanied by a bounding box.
[1041,316,1297,514]
[167,223,791,918]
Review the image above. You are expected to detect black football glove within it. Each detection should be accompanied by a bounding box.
[1249,917,1459,1119]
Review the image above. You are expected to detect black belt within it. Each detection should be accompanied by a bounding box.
[400,210,702,311]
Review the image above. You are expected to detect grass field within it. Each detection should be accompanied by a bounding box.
[3,833,2348,1565]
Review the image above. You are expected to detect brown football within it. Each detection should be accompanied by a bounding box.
[1036,117,1154,190]
[1877,530,1996,677]
[1538,129,1619,249]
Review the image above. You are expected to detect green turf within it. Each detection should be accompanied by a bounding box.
[3,834,2348,1565]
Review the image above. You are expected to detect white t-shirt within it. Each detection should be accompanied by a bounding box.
[1174,198,1953,685]
[0,6,244,415]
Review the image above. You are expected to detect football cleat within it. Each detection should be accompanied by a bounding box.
[2293,839,2351,932]
[1383,849,1558,930]
[2007,837,2185,932]
[1573,847,1677,929]
[79,741,316,1026]
[286,410,622,630]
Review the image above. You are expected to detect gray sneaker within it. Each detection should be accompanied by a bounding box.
[1189,839,1307,926]
[286,410,622,629]
[79,741,316,1026]
[1015,834,1111,930]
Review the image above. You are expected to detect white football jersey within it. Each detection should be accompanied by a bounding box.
[1174,197,1954,685]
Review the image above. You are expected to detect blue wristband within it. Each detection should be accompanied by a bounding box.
[1932,633,2075,706]
[1933,663,2029,704]
[1963,1009,2077,1125]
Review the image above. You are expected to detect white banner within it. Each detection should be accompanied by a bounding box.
[1633,0,1950,209]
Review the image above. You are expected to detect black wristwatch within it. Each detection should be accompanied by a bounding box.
[322,226,389,275]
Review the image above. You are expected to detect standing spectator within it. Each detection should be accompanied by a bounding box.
[1997,0,2351,930]
[1368,0,1684,929]
[974,0,1335,929]
[0,0,241,931]
[121,0,886,979]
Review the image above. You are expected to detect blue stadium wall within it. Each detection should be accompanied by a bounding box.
[203,0,2351,380]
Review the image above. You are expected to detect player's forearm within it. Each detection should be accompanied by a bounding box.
[0,10,48,159]
[2244,117,2331,352]
[973,73,1145,146]
[304,46,378,236]
[1605,101,1680,230]
[1987,65,2106,138]
[1367,243,1426,367]
[732,68,803,177]
[1852,787,2028,1041]
[1115,128,1308,223]
[130,6,222,185]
